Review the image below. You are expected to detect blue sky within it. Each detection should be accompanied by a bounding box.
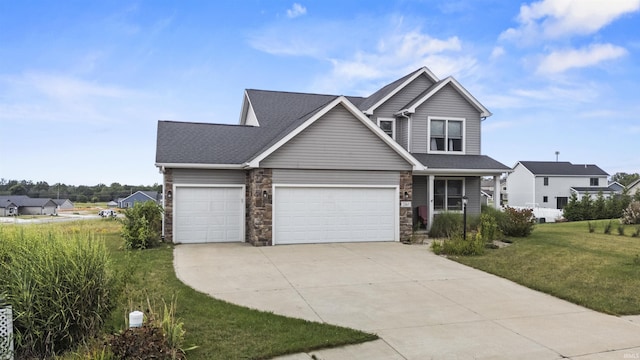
[1,0,639,186]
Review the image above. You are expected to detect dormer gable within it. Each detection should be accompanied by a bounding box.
[396,76,491,118]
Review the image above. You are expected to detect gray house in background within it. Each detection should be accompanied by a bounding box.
[0,196,57,215]
[0,200,18,216]
[118,191,160,208]
[155,66,510,245]
[507,161,613,210]
[53,199,74,210]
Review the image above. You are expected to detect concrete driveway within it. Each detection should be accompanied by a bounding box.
[174,242,640,360]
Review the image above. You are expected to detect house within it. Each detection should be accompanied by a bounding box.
[118,191,160,208]
[0,200,18,216]
[107,200,118,208]
[628,179,640,198]
[0,196,57,215]
[155,67,510,245]
[53,199,74,210]
[507,161,612,211]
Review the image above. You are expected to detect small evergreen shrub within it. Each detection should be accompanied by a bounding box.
[588,222,595,233]
[604,221,612,234]
[428,212,462,238]
[618,224,626,236]
[0,225,120,359]
[621,201,640,225]
[500,207,536,237]
[632,227,640,238]
[121,201,163,249]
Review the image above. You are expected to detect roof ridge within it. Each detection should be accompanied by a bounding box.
[159,120,255,128]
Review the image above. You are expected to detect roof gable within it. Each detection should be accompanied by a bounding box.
[398,77,491,117]
[360,67,439,115]
[518,161,609,176]
[248,96,421,169]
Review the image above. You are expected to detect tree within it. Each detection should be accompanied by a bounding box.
[563,193,581,221]
[593,192,607,219]
[579,192,594,220]
[9,184,27,195]
[611,172,640,187]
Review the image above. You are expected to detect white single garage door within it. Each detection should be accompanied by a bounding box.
[174,186,244,243]
[274,186,397,245]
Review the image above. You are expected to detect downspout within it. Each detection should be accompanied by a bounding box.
[398,111,411,151]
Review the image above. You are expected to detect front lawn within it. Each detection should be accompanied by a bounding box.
[453,220,640,315]
[8,220,376,359]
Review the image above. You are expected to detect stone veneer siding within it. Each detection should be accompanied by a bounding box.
[399,170,413,242]
[246,169,273,246]
[163,168,174,242]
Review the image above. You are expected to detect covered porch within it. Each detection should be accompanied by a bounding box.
[410,154,510,230]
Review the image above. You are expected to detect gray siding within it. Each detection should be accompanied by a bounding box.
[412,84,482,154]
[465,176,481,215]
[172,169,245,185]
[261,104,412,170]
[273,169,399,185]
[397,117,408,150]
[372,74,435,119]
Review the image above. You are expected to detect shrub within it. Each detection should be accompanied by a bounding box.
[632,227,640,238]
[588,222,595,233]
[618,224,625,236]
[479,213,500,241]
[0,225,120,359]
[500,207,536,237]
[604,221,612,234]
[121,201,163,249]
[621,201,640,225]
[431,232,485,256]
[428,212,462,238]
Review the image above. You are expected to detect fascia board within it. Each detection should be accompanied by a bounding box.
[155,163,246,170]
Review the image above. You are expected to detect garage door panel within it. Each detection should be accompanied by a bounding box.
[274,187,396,245]
[175,187,244,244]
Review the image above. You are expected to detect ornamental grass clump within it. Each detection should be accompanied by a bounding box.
[0,225,121,359]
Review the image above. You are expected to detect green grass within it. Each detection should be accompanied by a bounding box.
[19,220,376,359]
[453,219,640,315]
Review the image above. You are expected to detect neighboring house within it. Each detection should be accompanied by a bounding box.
[155,66,510,245]
[0,196,57,215]
[0,200,18,216]
[627,179,640,198]
[480,190,493,207]
[53,199,74,210]
[507,161,611,211]
[107,200,118,208]
[118,191,160,208]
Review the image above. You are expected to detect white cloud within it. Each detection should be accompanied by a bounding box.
[500,0,640,42]
[314,30,476,95]
[286,3,307,18]
[537,43,627,74]
[490,46,505,60]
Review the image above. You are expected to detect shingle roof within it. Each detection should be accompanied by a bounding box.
[518,161,608,176]
[156,90,341,165]
[0,196,55,207]
[412,154,510,171]
[358,69,421,111]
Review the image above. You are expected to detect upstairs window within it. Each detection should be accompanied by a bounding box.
[543,177,549,186]
[377,118,395,140]
[590,178,599,186]
[430,118,464,153]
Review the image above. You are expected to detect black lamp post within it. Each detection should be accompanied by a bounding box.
[462,195,468,240]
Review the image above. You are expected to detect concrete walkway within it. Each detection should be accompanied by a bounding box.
[174,242,640,359]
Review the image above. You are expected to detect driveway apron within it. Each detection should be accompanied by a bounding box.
[174,242,640,360]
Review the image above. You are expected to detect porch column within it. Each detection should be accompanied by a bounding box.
[493,175,501,209]
[428,175,435,230]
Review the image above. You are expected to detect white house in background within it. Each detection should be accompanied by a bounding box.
[507,161,613,211]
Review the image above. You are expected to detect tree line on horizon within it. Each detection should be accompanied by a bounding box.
[0,179,162,203]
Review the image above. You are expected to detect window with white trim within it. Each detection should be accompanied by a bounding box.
[429,118,464,152]
[434,178,464,211]
[377,118,395,140]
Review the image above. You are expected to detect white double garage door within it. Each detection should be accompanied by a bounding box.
[174,185,398,244]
